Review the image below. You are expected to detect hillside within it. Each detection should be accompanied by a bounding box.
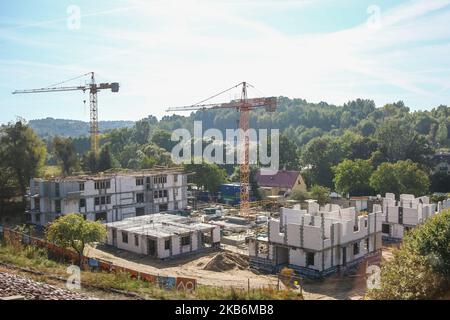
[28,118,135,139]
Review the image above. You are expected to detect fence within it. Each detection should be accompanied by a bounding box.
[0,226,197,293]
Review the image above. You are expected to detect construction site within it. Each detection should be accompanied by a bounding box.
[4,72,450,301]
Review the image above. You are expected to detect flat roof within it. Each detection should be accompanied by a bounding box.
[33,168,185,182]
[105,213,215,238]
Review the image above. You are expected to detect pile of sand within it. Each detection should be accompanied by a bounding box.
[203,252,249,272]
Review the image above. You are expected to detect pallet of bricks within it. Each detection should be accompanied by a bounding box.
[0,226,197,293]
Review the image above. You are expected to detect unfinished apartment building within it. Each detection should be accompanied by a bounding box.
[248,201,382,278]
[27,169,188,226]
[381,193,448,240]
[105,214,221,259]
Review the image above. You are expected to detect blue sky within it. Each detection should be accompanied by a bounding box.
[1,0,450,123]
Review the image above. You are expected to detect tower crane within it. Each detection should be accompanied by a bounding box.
[166,82,277,217]
[12,72,119,155]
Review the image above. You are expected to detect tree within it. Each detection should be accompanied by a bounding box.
[339,131,378,160]
[81,151,98,173]
[151,129,176,152]
[279,134,299,170]
[184,161,227,194]
[300,136,343,187]
[53,136,79,175]
[369,160,430,196]
[435,121,448,146]
[310,185,330,206]
[289,188,310,202]
[430,172,450,193]
[46,213,106,265]
[0,167,19,216]
[367,210,450,299]
[333,159,373,196]
[132,120,151,145]
[97,144,114,172]
[0,121,46,205]
[375,119,414,162]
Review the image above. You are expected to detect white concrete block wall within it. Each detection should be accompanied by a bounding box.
[171,235,181,256]
[212,227,221,243]
[286,223,300,247]
[302,225,322,250]
[191,233,198,251]
[269,220,284,244]
[289,248,305,267]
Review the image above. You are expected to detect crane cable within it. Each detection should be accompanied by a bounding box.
[44,72,92,89]
[191,82,244,106]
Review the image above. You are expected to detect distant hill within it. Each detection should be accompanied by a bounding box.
[29,117,135,139]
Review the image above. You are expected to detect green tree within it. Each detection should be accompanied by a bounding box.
[0,121,46,205]
[435,121,448,146]
[279,134,299,170]
[151,129,176,152]
[184,161,227,194]
[81,151,98,173]
[368,210,450,299]
[53,136,79,175]
[289,188,310,202]
[310,185,330,206]
[46,213,106,265]
[333,159,373,196]
[0,167,19,216]
[369,160,430,196]
[97,144,114,172]
[132,120,151,145]
[300,136,343,187]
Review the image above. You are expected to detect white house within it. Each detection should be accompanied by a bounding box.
[248,201,382,278]
[27,169,188,226]
[381,193,449,240]
[105,214,221,259]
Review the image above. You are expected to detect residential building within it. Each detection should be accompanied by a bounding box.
[248,201,382,278]
[27,169,188,226]
[381,193,449,240]
[255,169,307,198]
[105,213,220,259]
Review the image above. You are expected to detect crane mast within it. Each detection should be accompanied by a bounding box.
[167,82,277,217]
[13,72,119,155]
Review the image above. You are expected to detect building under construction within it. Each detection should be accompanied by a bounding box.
[28,169,188,225]
[105,214,221,259]
[248,201,383,278]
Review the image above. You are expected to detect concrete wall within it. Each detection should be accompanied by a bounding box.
[29,172,188,225]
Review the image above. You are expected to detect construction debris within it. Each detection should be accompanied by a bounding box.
[203,252,249,272]
[0,272,96,300]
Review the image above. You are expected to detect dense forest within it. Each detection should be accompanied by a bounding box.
[29,118,134,139]
[2,97,450,216]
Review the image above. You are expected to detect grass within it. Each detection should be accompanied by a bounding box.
[0,241,303,300]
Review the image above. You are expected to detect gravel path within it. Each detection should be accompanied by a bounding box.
[0,271,96,300]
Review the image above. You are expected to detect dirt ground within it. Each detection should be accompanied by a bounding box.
[86,245,279,290]
[84,244,396,300]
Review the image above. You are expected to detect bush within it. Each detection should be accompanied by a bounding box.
[367,210,450,299]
